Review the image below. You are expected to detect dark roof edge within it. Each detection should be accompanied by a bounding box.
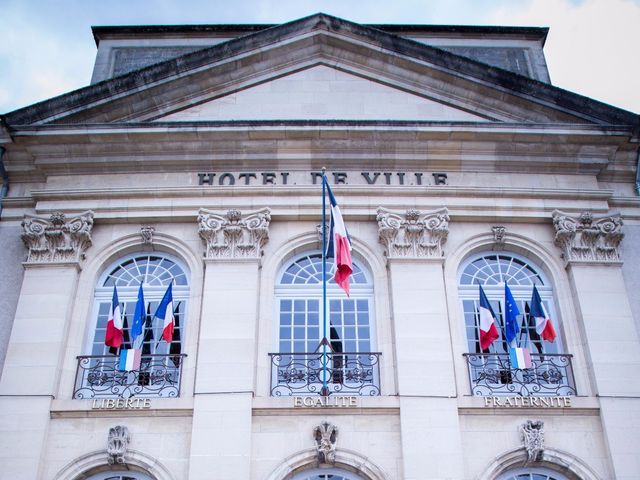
[91,21,548,46]
[5,13,636,126]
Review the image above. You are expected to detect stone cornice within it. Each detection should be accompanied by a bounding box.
[198,208,271,260]
[552,210,624,264]
[21,210,94,266]
[377,207,449,259]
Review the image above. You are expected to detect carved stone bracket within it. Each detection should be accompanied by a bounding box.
[107,425,130,465]
[552,210,624,263]
[520,420,545,463]
[314,421,338,464]
[377,207,449,259]
[198,208,271,259]
[21,210,94,265]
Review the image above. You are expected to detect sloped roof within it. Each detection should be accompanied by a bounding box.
[2,13,638,127]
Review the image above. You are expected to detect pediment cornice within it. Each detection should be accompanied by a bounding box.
[4,14,638,127]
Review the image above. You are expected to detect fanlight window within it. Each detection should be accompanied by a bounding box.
[496,467,569,480]
[290,467,366,480]
[459,253,559,355]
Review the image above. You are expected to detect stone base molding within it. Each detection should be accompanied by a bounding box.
[477,446,602,480]
[198,208,271,260]
[377,207,449,259]
[52,449,175,480]
[552,210,624,264]
[21,210,94,265]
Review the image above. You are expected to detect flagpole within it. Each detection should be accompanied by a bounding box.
[321,167,328,396]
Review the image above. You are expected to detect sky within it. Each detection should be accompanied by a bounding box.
[0,0,638,115]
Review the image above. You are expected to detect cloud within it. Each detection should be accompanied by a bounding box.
[486,0,640,113]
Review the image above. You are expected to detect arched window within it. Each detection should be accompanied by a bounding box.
[271,253,380,396]
[459,253,560,355]
[459,253,576,397]
[85,473,155,480]
[91,253,189,357]
[496,467,570,480]
[73,253,189,399]
[290,467,366,480]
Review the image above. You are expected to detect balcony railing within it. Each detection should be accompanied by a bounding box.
[73,353,187,399]
[269,351,381,396]
[463,352,577,396]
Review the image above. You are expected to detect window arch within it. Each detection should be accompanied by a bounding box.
[289,467,367,480]
[271,252,379,396]
[84,473,155,480]
[459,252,560,355]
[496,467,570,480]
[74,253,189,399]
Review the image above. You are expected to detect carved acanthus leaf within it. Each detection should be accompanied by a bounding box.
[107,425,130,465]
[21,210,94,265]
[377,207,449,259]
[552,210,623,263]
[198,208,271,259]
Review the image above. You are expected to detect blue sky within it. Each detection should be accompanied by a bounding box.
[1,0,638,114]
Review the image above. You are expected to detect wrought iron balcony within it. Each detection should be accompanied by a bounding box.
[463,352,577,396]
[269,351,382,396]
[73,354,187,399]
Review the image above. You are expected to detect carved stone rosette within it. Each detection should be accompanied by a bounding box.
[520,420,545,463]
[107,425,130,465]
[21,210,94,265]
[198,208,271,259]
[314,421,338,464]
[377,207,449,259]
[552,210,624,263]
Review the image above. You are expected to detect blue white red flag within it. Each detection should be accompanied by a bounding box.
[131,284,146,350]
[504,284,521,345]
[154,283,175,343]
[325,179,353,296]
[530,285,556,342]
[478,285,499,351]
[509,347,532,369]
[104,286,123,348]
[118,348,142,371]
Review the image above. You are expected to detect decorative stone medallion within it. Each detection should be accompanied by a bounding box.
[520,420,545,463]
[107,425,130,465]
[314,421,338,464]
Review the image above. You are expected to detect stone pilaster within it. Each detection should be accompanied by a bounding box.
[0,211,94,479]
[189,208,271,480]
[377,207,463,479]
[553,210,640,479]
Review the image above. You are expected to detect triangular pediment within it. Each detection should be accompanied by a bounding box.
[156,65,488,122]
[4,13,636,127]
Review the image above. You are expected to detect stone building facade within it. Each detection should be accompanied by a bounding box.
[0,13,639,480]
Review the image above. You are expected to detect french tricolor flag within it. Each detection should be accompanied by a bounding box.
[478,285,499,351]
[118,348,142,372]
[104,286,124,349]
[154,283,175,343]
[325,180,353,296]
[509,347,533,369]
[530,285,556,342]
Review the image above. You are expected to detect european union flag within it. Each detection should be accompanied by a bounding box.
[130,284,146,349]
[504,283,520,345]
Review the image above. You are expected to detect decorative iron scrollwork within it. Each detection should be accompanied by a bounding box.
[269,351,381,396]
[463,353,576,397]
[73,354,186,399]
